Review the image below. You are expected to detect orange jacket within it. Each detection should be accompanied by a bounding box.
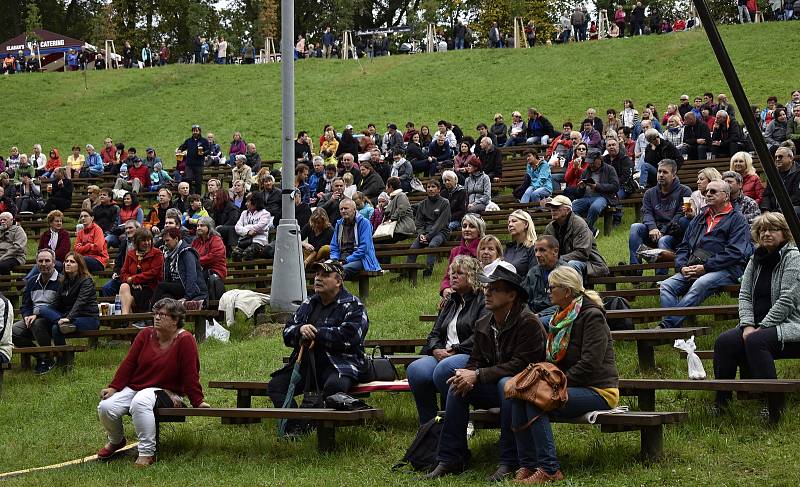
[74,223,109,266]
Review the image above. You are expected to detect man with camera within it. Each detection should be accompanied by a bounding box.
[571,149,620,237]
[628,159,691,273]
[658,179,753,329]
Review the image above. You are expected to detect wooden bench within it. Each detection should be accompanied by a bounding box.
[468,407,687,460]
[13,345,88,370]
[618,378,800,423]
[99,309,219,342]
[70,327,142,348]
[154,407,384,452]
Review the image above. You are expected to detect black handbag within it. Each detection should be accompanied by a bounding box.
[236,236,253,248]
[325,392,372,411]
[361,346,398,382]
[687,248,712,266]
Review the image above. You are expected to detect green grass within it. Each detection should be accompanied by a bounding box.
[3,21,800,486]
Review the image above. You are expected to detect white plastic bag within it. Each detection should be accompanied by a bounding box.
[206,319,230,343]
[673,336,706,380]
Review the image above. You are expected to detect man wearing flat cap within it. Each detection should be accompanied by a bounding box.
[267,259,369,436]
[544,195,609,278]
[426,261,546,481]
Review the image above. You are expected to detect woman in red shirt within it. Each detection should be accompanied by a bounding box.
[562,143,589,201]
[74,208,109,273]
[37,209,71,269]
[729,151,764,204]
[97,298,209,467]
[119,228,164,314]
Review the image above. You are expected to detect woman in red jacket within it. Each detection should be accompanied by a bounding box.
[119,228,164,313]
[729,151,764,204]
[191,216,227,279]
[75,208,109,273]
[97,298,209,467]
[562,142,589,201]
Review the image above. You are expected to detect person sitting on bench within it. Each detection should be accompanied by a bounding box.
[119,228,164,318]
[407,255,485,424]
[570,149,620,236]
[97,298,210,468]
[511,266,618,484]
[39,252,100,347]
[329,198,381,279]
[543,195,609,278]
[628,159,691,273]
[523,235,567,326]
[12,249,60,374]
[406,178,451,278]
[713,212,800,409]
[267,260,368,437]
[152,227,207,310]
[0,293,10,366]
[658,180,753,328]
[760,147,800,216]
[424,261,545,481]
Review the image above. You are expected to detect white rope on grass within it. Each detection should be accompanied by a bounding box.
[0,442,139,480]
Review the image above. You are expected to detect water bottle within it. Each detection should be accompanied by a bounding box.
[114,296,122,316]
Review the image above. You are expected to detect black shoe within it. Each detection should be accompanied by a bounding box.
[35,359,56,375]
[487,464,517,481]
[422,462,465,479]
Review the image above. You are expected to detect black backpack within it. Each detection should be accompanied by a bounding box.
[603,296,634,330]
[392,415,444,472]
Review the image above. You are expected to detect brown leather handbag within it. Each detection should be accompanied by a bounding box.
[504,362,569,431]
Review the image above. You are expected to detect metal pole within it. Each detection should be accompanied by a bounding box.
[693,0,800,243]
[270,0,307,313]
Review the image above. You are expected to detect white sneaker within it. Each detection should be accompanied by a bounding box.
[466,420,475,438]
[131,321,150,329]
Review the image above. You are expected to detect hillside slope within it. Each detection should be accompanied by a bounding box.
[0,22,796,159]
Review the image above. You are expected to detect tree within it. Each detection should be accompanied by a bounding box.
[477,0,557,46]
[25,1,43,33]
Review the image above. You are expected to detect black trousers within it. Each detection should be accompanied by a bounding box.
[151,281,186,305]
[184,165,204,195]
[0,258,20,275]
[713,326,800,404]
[268,359,356,410]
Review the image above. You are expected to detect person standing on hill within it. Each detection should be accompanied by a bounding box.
[178,125,210,195]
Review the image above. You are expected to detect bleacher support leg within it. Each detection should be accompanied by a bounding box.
[317,423,336,452]
[640,425,663,460]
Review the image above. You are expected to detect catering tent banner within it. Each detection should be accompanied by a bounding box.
[1,29,85,57]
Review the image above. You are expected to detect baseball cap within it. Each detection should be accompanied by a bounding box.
[344,124,354,130]
[387,123,398,130]
[546,195,572,209]
[146,146,155,153]
[309,259,344,277]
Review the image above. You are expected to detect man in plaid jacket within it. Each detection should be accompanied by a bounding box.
[267,260,369,436]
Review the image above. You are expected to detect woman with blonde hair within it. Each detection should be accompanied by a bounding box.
[510,266,618,484]
[301,207,333,266]
[407,255,485,424]
[687,167,722,217]
[713,212,800,410]
[477,235,504,274]
[504,209,537,276]
[729,151,764,204]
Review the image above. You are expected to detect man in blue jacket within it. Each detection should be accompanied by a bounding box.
[658,180,753,328]
[628,159,691,270]
[329,198,381,279]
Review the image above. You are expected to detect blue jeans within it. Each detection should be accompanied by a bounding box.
[551,173,565,191]
[84,256,105,273]
[521,187,551,204]
[566,260,587,278]
[407,233,447,269]
[448,220,462,231]
[406,354,470,424]
[410,158,436,177]
[342,259,364,279]
[571,195,608,230]
[455,37,464,49]
[438,376,516,467]
[659,270,738,328]
[512,387,609,474]
[38,306,99,346]
[504,135,527,147]
[639,163,656,188]
[106,233,121,248]
[628,223,677,274]
[101,278,122,297]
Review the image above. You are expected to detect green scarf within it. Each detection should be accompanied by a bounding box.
[546,295,583,363]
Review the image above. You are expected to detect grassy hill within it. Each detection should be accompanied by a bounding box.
[0,21,798,160]
[2,22,800,486]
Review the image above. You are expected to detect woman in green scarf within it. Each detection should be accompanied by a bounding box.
[509,266,619,484]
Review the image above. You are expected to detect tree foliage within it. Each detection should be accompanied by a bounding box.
[476,0,557,46]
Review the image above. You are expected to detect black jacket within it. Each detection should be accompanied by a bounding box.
[683,121,711,148]
[578,163,621,203]
[712,119,742,146]
[603,152,633,187]
[414,195,451,238]
[263,188,282,221]
[504,241,535,277]
[179,135,210,167]
[211,201,240,227]
[56,275,99,320]
[644,139,683,170]
[761,162,800,212]
[466,302,546,385]
[406,142,427,162]
[358,171,384,204]
[442,184,467,222]
[49,178,73,202]
[94,203,120,233]
[423,291,485,355]
[478,147,502,179]
[554,300,619,388]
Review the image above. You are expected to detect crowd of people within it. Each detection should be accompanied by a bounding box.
[1,87,800,475]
